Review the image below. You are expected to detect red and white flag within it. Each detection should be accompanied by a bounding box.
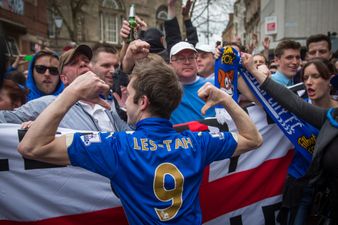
[0,106,293,225]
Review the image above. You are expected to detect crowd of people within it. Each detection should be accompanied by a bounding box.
[1,0,338,224]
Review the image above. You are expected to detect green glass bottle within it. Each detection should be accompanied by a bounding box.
[127,4,137,43]
[23,55,33,62]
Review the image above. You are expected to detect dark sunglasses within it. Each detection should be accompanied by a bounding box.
[34,65,59,76]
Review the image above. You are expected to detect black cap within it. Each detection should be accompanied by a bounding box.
[141,28,165,53]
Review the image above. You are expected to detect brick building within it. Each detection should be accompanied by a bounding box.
[47,0,172,51]
[1,0,181,56]
[0,0,48,56]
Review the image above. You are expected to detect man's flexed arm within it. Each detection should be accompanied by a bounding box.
[18,72,110,165]
[198,82,263,156]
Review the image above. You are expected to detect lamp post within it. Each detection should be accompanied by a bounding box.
[54,16,63,49]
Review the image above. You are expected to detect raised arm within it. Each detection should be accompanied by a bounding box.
[247,33,258,54]
[182,0,198,46]
[11,55,27,70]
[119,17,148,67]
[119,19,131,66]
[122,40,150,74]
[262,36,270,62]
[17,72,110,165]
[165,0,182,52]
[198,82,263,156]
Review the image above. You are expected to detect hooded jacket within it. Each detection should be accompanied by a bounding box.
[26,54,64,102]
[139,28,169,63]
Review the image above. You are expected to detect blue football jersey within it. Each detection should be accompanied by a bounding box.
[67,118,237,225]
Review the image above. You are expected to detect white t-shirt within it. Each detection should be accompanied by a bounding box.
[79,101,114,131]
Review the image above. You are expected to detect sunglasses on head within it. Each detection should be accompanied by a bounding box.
[34,65,59,76]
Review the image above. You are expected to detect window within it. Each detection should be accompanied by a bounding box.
[0,0,24,15]
[102,0,121,8]
[100,0,123,44]
[101,14,118,43]
[4,37,20,57]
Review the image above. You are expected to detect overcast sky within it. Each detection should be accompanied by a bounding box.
[189,0,235,46]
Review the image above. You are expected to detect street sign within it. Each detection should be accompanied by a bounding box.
[265,16,277,35]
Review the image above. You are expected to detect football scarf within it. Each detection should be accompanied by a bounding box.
[214,46,240,124]
[238,64,318,162]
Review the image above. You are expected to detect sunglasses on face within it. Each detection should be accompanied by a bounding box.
[34,65,59,76]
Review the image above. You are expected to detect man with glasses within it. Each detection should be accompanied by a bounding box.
[26,50,64,101]
[169,41,216,124]
[0,45,129,132]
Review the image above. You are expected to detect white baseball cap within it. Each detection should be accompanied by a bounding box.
[195,44,215,54]
[170,41,197,60]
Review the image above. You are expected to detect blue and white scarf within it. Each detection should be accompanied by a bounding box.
[238,65,318,161]
[214,46,240,124]
[214,47,317,161]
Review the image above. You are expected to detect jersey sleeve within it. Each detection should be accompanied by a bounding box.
[67,131,119,179]
[197,131,238,165]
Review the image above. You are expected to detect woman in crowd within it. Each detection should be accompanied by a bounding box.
[302,59,338,108]
[242,53,338,225]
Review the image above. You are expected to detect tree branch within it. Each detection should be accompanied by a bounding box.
[73,0,87,12]
[191,4,208,23]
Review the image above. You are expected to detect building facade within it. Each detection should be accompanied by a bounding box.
[47,0,172,51]
[244,0,260,47]
[1,0,180,56]
[0,0,48,56]
[223,0,338,53]
[222,13,234,43]
[260,0,338,50]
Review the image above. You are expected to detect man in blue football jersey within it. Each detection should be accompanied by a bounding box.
[18,47,262,224]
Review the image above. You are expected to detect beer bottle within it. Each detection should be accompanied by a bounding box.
[127,4,137,43]
[23,55,33,62]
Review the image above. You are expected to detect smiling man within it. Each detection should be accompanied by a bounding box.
[271,40,301,86]
[90,43,120,89]
[169,41,216,124]
[90,43,129,121]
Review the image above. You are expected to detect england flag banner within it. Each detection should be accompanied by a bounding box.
[0,105,293,225]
